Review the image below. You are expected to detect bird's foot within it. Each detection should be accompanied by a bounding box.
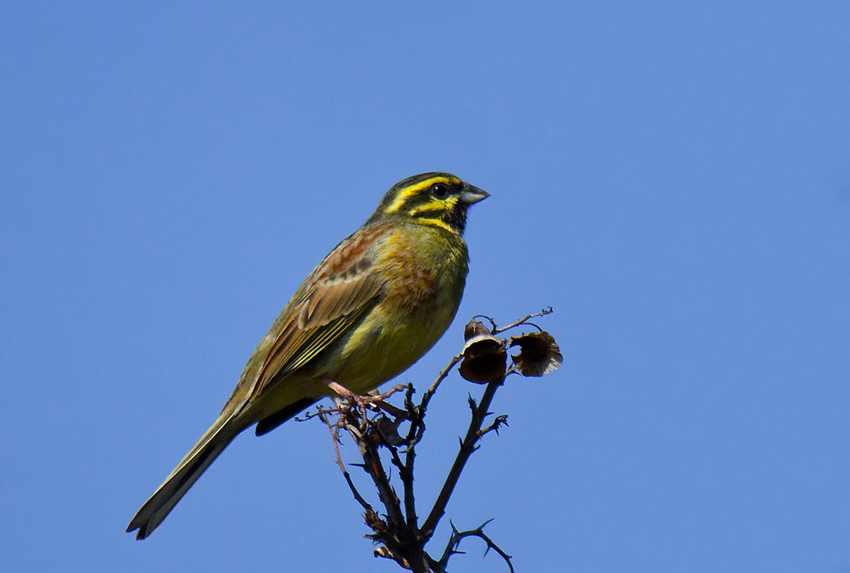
[324,380,409,446]
[324,380,408,419]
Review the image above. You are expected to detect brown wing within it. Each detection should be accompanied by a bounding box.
[249,225,389,399]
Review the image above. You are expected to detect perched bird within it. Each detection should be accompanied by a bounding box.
[127,172,489,539]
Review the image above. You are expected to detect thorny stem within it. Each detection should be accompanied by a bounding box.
[400,385,419,528]
[388,444,417,528]
[396,355,463,533]
[314,409,373,514]
[420,375,504,540]
[492,306,553,335]
[355,415,405,529]
[419,354,463,420]
[328,364,509,572]
[435,520,514,573]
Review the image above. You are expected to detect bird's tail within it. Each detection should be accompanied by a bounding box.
[126,411,243,540]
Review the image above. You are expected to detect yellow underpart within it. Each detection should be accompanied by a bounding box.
[384,175,462,214]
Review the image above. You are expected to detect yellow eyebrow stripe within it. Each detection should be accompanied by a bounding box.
[384,175,460,214]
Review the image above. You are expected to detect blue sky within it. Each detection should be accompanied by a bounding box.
[2,2,849,571]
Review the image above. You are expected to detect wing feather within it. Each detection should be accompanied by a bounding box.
[249,229,388,400]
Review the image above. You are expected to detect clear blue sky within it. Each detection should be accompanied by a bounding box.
[2,2,849,571]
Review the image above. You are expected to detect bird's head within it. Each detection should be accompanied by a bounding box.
[368,172,489,235]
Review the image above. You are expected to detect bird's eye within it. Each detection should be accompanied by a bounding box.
[430,183,449,198]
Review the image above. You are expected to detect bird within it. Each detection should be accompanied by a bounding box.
[126,172,489,539]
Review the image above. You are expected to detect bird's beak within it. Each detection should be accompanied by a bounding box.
[460,184,490,205]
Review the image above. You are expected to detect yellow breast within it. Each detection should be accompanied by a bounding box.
[322,222,469,393]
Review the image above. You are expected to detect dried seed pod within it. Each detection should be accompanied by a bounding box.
[509,331,562,377]
[464,319,491,341]
[374,415,405,446]
[459,323,507,384]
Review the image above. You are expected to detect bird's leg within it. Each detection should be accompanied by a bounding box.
[325,380,410,450]
[323,379,408,419]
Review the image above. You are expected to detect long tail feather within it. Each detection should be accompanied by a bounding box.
[126,414,243,540]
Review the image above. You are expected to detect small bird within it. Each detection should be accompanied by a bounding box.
[127,172,488,539]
